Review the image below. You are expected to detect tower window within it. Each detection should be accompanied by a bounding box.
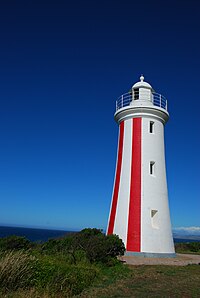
[151,209,159,229]
[149,121,154,133]
[134,88,139,100]
[150,161,155,175]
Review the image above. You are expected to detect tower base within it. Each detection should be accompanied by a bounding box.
[125,251,176,258]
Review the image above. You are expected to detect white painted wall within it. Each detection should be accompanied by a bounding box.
[141,117,174,253]
[113,119,132,246]
[110,116,174,254]
[139,88,151,101]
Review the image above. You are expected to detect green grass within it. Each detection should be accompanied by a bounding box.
[80,264,200,298]
[0,234,199,297]
[1,255,200,297]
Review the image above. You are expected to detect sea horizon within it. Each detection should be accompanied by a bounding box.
[0,225,77,242]
[0,225,200,243]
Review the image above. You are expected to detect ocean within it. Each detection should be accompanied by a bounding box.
[0,226,74,242]
[0,226,199,243]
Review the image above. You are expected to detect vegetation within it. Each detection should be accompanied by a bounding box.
[0,229,125,297]
[0,231,200,297]
[175,241,200,254]
[41,228,125,264]
[0,235,33,251]
[81,264,200,297]
[0,250,36,291]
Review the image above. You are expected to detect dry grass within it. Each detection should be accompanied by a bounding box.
[0,250,36,291]
[0,250,96,297]
[0,288,66,297]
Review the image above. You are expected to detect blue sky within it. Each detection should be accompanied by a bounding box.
[0,0,199,233]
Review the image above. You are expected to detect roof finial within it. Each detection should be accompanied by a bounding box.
[140,75,144,82]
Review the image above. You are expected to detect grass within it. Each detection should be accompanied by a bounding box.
[1,265,200,298]
[0,250,36,291]
[0,234,200,297]
[80,264,200,298]
[0,261,200,298]
[0,250,98,297]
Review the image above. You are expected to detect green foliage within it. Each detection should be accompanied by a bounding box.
[0,236,32,251]
[175,242,200,254]
[190,242,200,252]
[79,228,103,236]
[0,228,126,296]
[76,232,125,264]
[42,228,125,264]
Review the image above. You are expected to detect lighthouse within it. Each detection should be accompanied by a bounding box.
[107,76,175,257]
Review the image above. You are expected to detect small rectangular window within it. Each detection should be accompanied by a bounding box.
[149,121,154,133]
[150,161,155,175]
[151,209,159,229]
[134,88,139,100]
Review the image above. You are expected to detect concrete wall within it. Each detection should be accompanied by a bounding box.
[141,117,174,253]
[107,115,174,254]
[113,119,132,246]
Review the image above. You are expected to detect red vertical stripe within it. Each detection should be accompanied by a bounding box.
[126,118,141,252]
[107,121,124,235]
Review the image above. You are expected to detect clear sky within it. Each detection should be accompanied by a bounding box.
[0,0,199,233]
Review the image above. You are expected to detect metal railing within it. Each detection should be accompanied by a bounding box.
[116,92,168,111]
[152,92,168,110]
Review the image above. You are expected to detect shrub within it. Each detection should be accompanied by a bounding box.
[0,236,32,251]
[64,229,125,264]
[175,242,200,253]
[42,229,125,265]
[189,242,200,252]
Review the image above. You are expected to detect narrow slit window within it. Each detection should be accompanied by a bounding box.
[150,161,155,175]
[149,121,154,133]
[134,88,139,100]
[151,209,159,229]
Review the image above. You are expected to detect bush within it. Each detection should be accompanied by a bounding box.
[0,236,32,251]
[175,242,200,253]
[42,229,125,264]
[41,236,82,264]
[189,242,200,252]
[65,229,125,264]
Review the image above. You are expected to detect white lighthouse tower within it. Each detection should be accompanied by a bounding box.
[107,76,175,257]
